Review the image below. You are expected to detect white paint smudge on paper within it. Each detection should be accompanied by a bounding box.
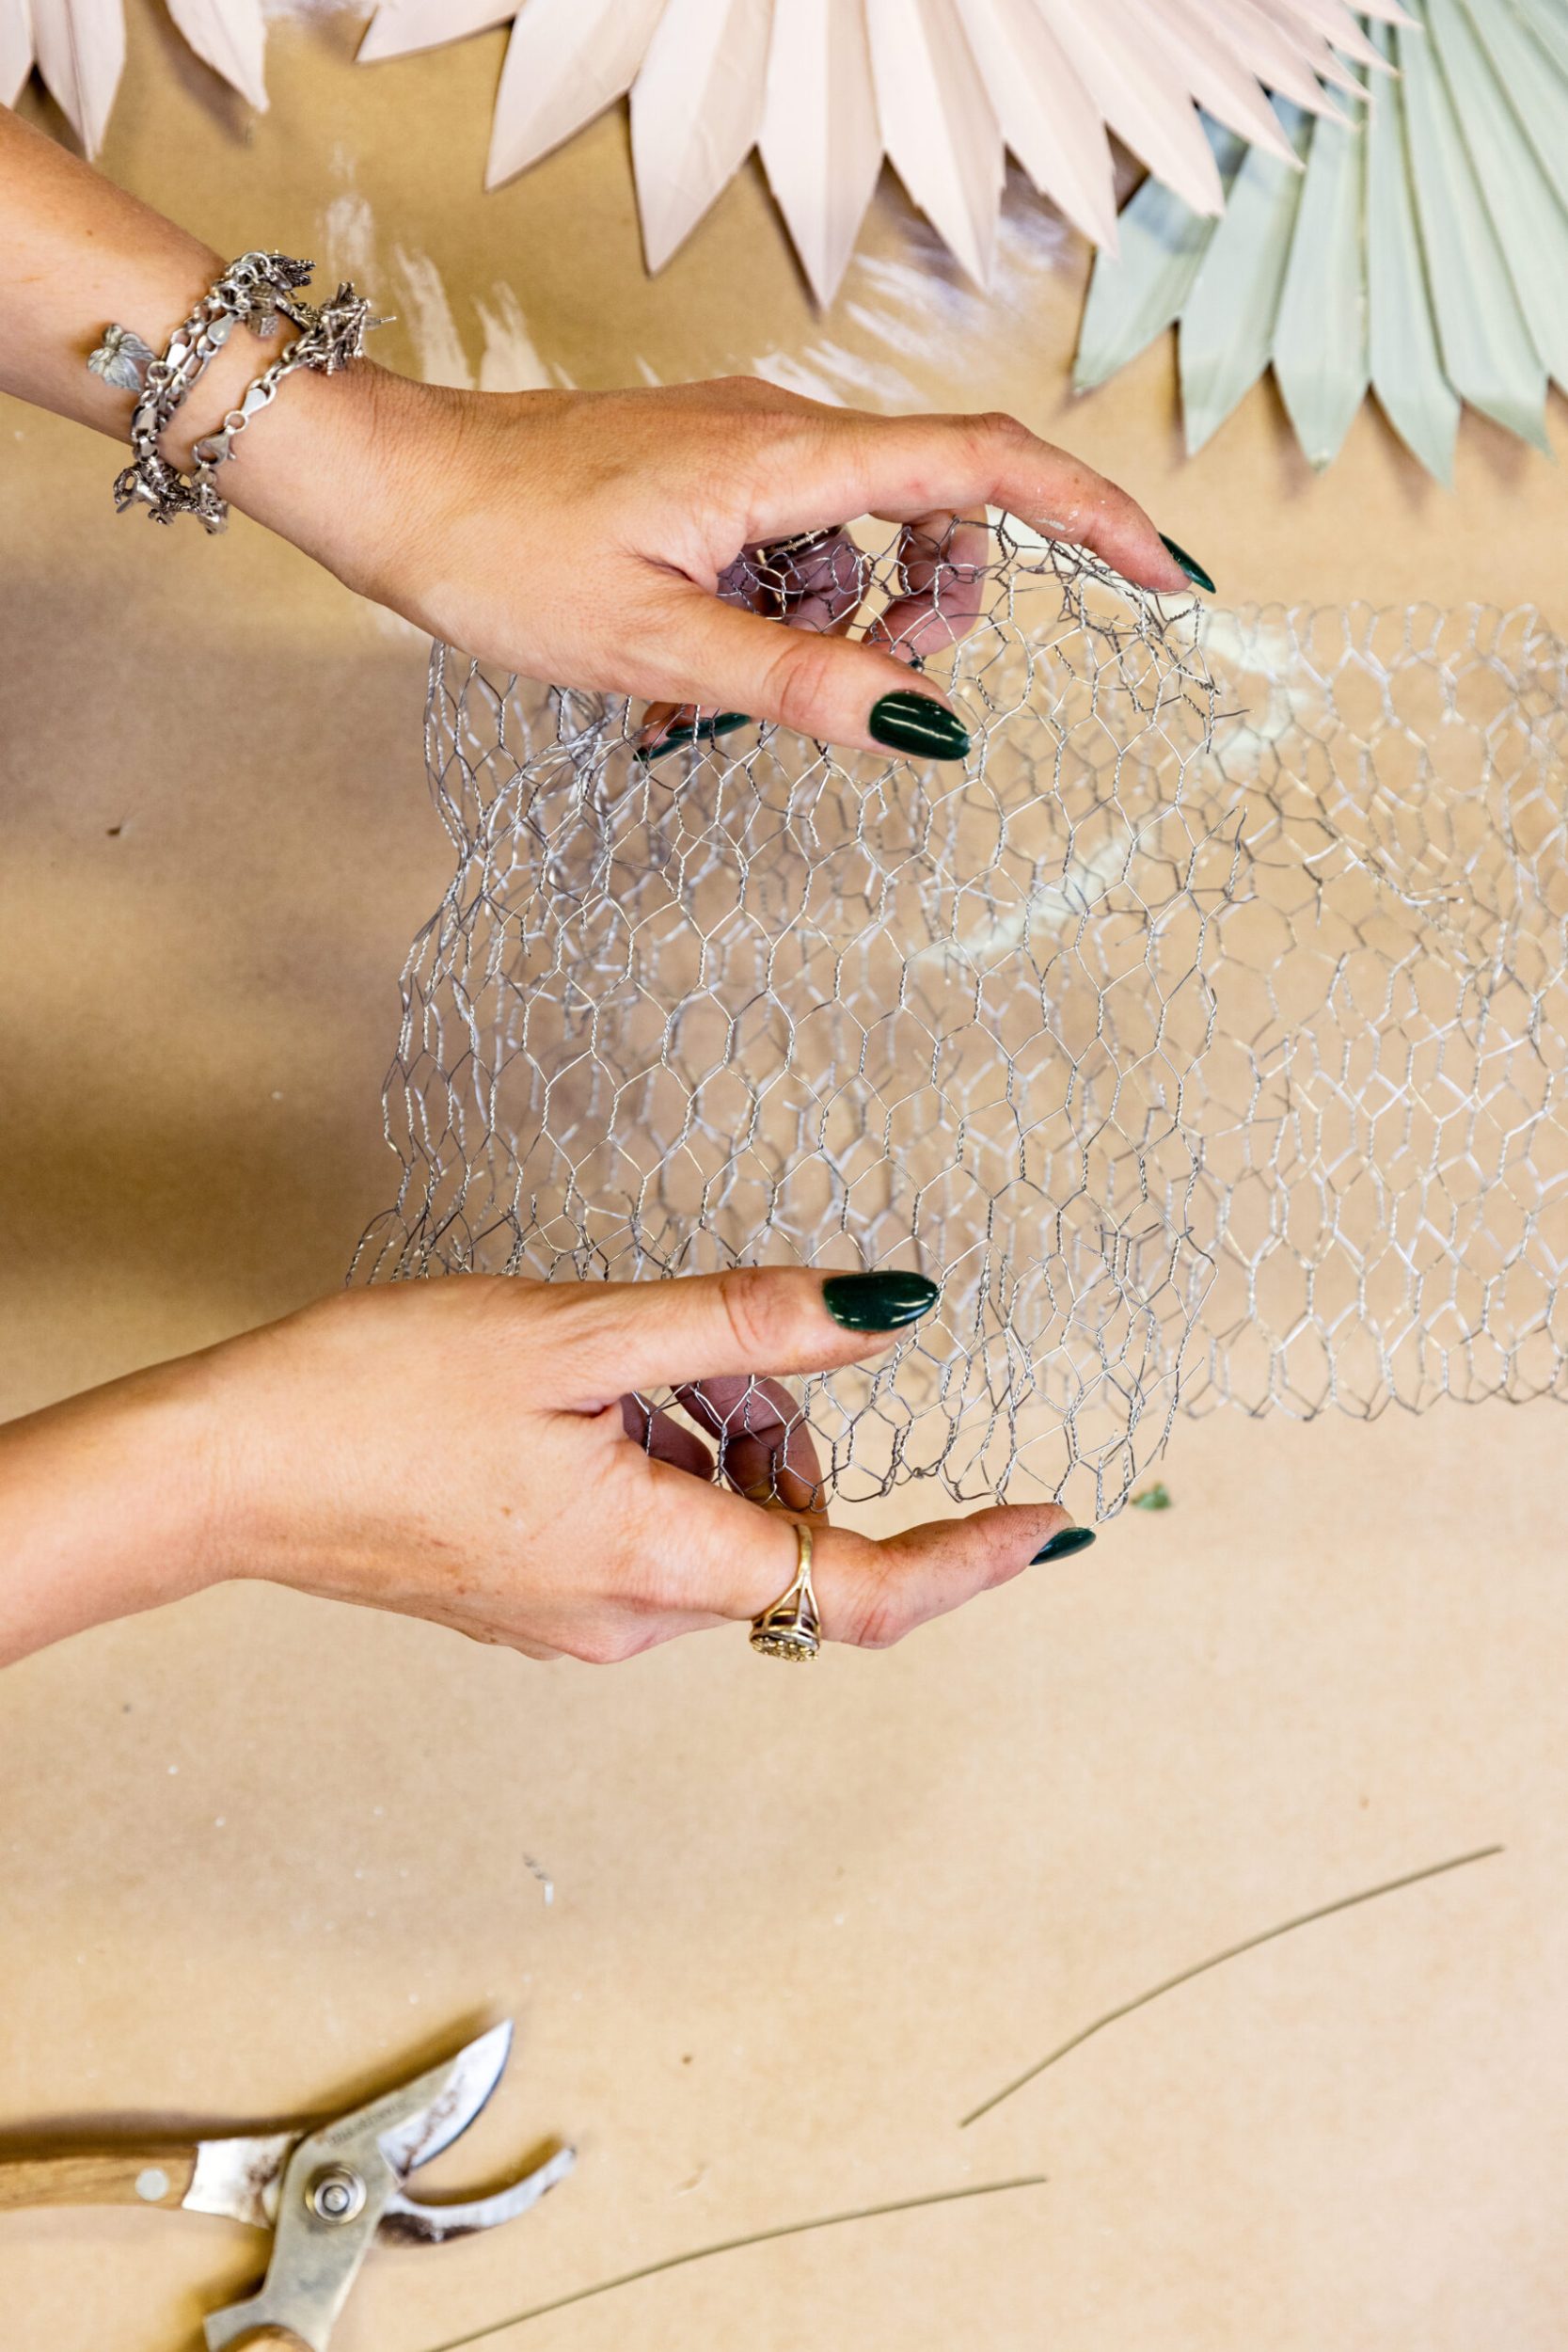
[390,244,474,389]
[475,283,558,393]
[321,189,378,285]
[322,148,565,398]
[754,179,1076,412]
[753,342,917,408]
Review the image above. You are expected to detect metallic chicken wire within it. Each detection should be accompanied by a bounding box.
[353,521,1568,1516]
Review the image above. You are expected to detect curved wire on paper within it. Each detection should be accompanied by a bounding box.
[1076,1,1568,478]
[354,519,1568,1518]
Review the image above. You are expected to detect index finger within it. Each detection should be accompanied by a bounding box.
[752,410,1196,597]
[641,1460,1081,1649]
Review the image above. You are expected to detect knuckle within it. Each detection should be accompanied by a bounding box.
[848,1595,909,1651]
[566,1621,637,1667]
[715,1265,804,1365]
[974,406,1029,446]
[840,1558,911,1651]
[765,635,846,737]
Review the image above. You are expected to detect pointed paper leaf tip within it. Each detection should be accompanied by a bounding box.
[326,0,1410,295]
[867,0,1004,290]
[0,0,35,108]
[166,0,269,112]
[1081,0,1564,476]
[632,0,772,275]
[485,0,663,191]
[1273,103,1368,469]
[760,0,882,308]
[11,0,1436,307]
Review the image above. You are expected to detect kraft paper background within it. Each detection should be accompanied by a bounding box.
[3,10,1566,2349]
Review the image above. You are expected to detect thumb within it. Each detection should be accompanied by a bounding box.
[639,580,974,763]
[538,1266,941,1404]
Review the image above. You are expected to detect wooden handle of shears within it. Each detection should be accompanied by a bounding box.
[0,2146,199,2211]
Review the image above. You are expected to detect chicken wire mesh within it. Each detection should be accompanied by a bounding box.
[353,518,1568,1517]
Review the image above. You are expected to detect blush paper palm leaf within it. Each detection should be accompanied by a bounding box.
[356,0,1399,301]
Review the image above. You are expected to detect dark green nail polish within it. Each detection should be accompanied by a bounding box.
[1159,532,1215,595]
[869,690,971,761]
[823,1270,941,1331]
[635,724,694,763]
[636,712,753,763]
[1030,1526,1097,1565]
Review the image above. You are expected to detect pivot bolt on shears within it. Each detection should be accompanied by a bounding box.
[0,2019,573,2351]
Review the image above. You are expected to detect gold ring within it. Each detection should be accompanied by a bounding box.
[749,1522,820,1661]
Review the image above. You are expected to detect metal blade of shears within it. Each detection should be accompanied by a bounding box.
[381,2143,577,2244]
[377,2020,514,2174]
[202,2025,521,2352]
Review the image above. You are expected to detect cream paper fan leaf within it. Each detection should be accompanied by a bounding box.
[30,0,124,154]
[631,0,773,275]
[359,0,1384,296]
[1077,0,1567,476]
[15,0,266,148]
[1,0,33,110]
[759,0,884,310]
[166,0,266,114]
[10,0,1381,295]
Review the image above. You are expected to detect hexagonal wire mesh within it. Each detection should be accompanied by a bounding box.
[353,519,1568,1518]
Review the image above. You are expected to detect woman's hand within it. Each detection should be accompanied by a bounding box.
[231,367,1203,757]
[4,104,1208,756]
[0,1271,1080,1668]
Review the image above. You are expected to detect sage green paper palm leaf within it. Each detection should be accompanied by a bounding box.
[1076,0,1567,477]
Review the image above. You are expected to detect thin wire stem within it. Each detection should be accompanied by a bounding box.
[958,1842,1505,2128]
[413,2175,1049,2352]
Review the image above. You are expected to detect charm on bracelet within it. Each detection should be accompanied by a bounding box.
[87,324,157,393]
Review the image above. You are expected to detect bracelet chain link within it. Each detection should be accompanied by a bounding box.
[87,250,390,534]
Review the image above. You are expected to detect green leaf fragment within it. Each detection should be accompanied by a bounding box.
[1274,98,1369,469]
[1074,121,1244,393]
[1397,3,1550,450]
[1430,0,1568,393]
[1180,99,1313,454]
[1364,15,1460,483]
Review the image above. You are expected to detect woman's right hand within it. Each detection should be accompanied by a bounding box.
[0,1270,1084,1669]
[230,369,1204,760]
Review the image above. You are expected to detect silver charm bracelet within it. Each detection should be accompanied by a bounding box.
[87,250,390,533]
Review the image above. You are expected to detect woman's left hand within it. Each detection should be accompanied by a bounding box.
[0,1269,1082,1667]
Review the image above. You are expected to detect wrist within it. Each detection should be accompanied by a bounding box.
[0,1353,231,1663]
[217,357,427,588]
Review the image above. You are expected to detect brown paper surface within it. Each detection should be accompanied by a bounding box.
[3,12,1567,2350]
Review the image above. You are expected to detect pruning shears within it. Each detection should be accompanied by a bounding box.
[0,2020,572,2350]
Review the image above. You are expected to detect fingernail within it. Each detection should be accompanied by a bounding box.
[1030,1526,1097,1565]
[635,711,752,763]
[1159,532,1215,595]
[868,691,971,761]
[822,1270,940,1331]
